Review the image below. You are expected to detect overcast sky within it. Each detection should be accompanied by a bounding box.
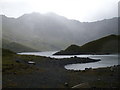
[0,0,119,22]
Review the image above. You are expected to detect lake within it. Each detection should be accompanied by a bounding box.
[18,51,119,70]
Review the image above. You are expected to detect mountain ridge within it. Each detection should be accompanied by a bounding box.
[2,12,119,51]
[2,39,38,53]
[54,34,119,55]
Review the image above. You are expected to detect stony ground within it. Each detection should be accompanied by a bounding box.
[2,54,120,88]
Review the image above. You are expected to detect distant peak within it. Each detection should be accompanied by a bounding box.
[18,12,43,19]
[1,15,6,17]
[44,12,67,20]
[70,44,79,46]
[68,44,80,48]
[45,12,57,15]
[31,12,41,14]
[109,34,117,36]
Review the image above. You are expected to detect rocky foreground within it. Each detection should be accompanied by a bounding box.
[2,54,120,88]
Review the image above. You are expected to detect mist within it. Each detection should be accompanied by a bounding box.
[2,12,118,51]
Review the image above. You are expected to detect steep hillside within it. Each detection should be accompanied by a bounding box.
[2,39,37,53]
[2,12,118,51]
[54,35,119,55]
[2,48,15,56]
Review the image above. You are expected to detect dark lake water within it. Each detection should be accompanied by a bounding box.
[18,51,119,70]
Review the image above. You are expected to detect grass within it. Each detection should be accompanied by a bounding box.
[2,48,120,88]
[2,49,38,75]
[54,34,119,55]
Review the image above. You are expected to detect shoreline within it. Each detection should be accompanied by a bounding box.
[65,64,119,71]
[3,54,119,88]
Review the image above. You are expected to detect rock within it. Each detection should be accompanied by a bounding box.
[97,78,101,81]
[85,68,89,71]
[28,61,36,65]
[64,82,69,87]
[74,56,77,58]
[13,72,17,75]
[89,67,92,70]
[110,67,114,72]
[72,82,90,88]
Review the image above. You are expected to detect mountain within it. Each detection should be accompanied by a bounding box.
[54,35,119,55]
[2,48,15,56]
[2,12,119,51]
[2,39,38,53]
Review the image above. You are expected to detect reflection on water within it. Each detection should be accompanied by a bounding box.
[18,51,119,70]
[65,55,119,70]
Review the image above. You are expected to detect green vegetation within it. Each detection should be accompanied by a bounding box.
[2,48,15,56]
[2,48,37,75]
[2,39,38,53]
[80,34,119,54]
[2,48,120,88]
[2,13,119,88]
[54,34,119,55]
[2,14,118,51]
